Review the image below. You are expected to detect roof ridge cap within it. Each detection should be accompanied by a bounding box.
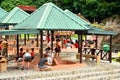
[2,7,18,23]
[16,7,29,16]
[64,9,90,29]
[2,7,29,23]
[36,4,52,28]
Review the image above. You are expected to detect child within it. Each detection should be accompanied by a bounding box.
[54,45,61,57]
[31,48,35,60]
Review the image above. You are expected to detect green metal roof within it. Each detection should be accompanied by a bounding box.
[0,29,39,35]
[64,9,90,27]
[88,27,117,35]
[13,2,89,31]
[0,7,7,19]
[64,9,117,35]
[0,7,29,24]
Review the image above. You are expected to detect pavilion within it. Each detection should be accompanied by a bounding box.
[64,9,117,62]
[0,7,29,27]
[0,2,117,63]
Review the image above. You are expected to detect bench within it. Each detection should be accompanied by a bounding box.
[76,53,100,63]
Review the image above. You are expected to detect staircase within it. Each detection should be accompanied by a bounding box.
[1,62,120,80]
[28,64,120,80]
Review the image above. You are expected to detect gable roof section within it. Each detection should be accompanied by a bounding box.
[0,7,7,19]
[64,9,91,28]
[64,9,117,36]
[1,7,29,24]
[77,13,90,23]
[88,27,117,35]
[13,2,89,31]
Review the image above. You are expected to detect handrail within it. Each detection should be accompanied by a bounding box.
[83,48,110,61]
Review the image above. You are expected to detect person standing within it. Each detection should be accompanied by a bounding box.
[2,40,8,57]
[54,45,61,57]
[74,40,78,48]
[30,48,35,60]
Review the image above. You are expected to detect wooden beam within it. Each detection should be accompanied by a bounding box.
[36,34,39,47]
[109,35,112,63]
[24,34,26,45]
[78,34,82,63]
[51,31,54,51]
[16,35,19,58]
[40,31,43,58]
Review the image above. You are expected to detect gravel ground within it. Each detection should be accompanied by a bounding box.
[0,49,119,79]
[0,57,120,79]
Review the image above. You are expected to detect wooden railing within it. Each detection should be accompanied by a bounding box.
[82,48,110,61]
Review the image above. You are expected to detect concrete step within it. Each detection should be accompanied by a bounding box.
[1,61,120,80]
[26,68,120,80]
[29,69,120,80]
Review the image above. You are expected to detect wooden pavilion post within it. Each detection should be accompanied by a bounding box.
[95,35,98,49]
[24,34,26,45]
[80,35,83,63]
[47,31,49,43]
[27,34,29,41]
[40,31,43,58]
[16,35,19,58]
[51,31,54,51]
[61,35,63,49]
[78,34,80,53]
[109,35,112,63]
[84,35,87,47]
[78,33,83,63]
[36,34,39,47]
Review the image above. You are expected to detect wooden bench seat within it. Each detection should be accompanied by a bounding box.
[76,53,100,63]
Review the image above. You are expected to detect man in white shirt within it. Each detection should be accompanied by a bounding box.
[22,49,31,69]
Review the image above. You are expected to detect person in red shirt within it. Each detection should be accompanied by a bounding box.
[74,40,78,48]
[31,48,35,60]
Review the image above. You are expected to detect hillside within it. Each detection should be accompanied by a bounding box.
[93,15,120,50]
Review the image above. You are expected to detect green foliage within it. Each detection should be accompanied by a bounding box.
[0,0,119,23]
[0,0,34,11]
[115,56,120,62]
[92,23,106,29]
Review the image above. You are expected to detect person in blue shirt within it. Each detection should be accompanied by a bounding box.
[38,54,52,71]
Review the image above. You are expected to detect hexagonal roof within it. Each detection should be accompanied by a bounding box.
[13,2,89,31]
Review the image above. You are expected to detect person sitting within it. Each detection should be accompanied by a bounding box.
[38,54,52,71]
[16,48,25,62]
[22,49,31,69]
[30,48,35,60]
[45,47,53,65]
